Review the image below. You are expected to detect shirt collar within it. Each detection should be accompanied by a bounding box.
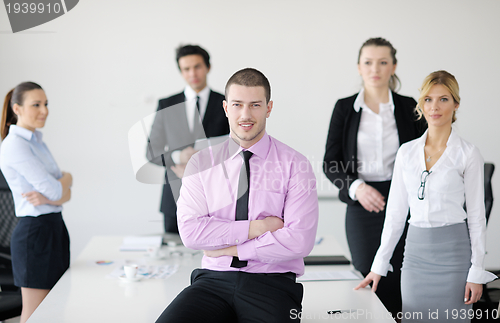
[445,128,460,147]
[184,85,210,102]
[353,88,394,113]
[418,127,459,148]
[228,132,270,161]
[9,125,42,142]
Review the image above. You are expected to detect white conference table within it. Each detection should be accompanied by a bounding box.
[27,235,394,322]
[300,236,394,322]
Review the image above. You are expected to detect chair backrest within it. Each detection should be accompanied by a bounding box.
[0,169,8,190]
[0,171,17,252]
[484,163,495,224]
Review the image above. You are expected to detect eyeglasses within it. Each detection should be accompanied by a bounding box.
[418,170,432,200]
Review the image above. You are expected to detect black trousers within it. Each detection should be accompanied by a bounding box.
[345,180,408,317]
[160,182,178,233]
[155,269,303,323]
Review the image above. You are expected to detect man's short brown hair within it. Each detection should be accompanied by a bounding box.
[225,68,271,103]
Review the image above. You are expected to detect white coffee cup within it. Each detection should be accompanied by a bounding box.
[123,264,138,279]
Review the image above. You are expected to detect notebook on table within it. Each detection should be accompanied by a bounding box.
[303,255,351,265]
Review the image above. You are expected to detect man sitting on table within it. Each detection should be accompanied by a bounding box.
[155,68,319,323]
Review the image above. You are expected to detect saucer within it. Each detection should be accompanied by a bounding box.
[119,275,142,282]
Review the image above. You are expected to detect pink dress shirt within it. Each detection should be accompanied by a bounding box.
[177,132,318,276]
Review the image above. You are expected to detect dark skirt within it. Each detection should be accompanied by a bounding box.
[401,223,472,323]
[345,180,408,316]
[10,212,70,289]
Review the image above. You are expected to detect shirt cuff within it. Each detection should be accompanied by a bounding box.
[171,150,181,165]
[370,257,393,277]
[348,179,364,201]
[467,265,498,284]
[236,239,256,261]
[229,220,250,246]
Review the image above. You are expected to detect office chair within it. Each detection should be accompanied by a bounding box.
[473,163,499,321]
[0,170,22,321]
[485,163,495,224]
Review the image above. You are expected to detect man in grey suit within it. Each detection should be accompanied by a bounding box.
[147,45,229,233]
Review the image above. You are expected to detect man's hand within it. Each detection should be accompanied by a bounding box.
[22,191,49,206]
[204,246,238,258]
[355,183,386,213]
[248,216,284,240]
[180,146,197,165]
[263,216,285,232]
[205,217,284,258]
[171,164,186,178]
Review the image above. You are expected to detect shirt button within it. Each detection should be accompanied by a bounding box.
[235,239,239,243]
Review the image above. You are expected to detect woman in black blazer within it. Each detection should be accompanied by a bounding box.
[323,37,425,318]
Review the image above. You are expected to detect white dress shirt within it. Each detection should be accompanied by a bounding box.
[171,86,211,165]
[184,85,210,132]
[0,125,63,217]
[348,89,399,200]
[371,129,497,284]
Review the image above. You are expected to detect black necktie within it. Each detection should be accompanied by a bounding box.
[192,96,201,137]
[230,150,253,268]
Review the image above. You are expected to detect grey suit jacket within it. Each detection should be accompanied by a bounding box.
[147,90,229,211]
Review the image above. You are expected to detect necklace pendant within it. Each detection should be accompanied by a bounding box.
[426,156,431,162]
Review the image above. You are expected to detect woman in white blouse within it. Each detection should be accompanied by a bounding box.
[0,82,72,323]
[355,70,496,322]
[323,37,425,317]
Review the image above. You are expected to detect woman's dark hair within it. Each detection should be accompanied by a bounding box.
[176,44,210,69]
[1,82,43,139]
[358,37,401,92]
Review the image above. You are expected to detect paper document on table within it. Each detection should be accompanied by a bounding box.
[297,270,362,282]
[119,236,162,251]
[314,236,324,245]
[108,264,179,279]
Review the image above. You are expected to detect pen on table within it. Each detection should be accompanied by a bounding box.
[327,309,355,314]
[315,237,323,245]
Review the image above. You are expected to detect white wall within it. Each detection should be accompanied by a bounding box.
[1,0,499,268]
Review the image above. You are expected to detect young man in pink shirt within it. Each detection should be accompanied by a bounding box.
[155,68,319,323]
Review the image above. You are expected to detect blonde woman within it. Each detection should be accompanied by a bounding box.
[356,71,496,322]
